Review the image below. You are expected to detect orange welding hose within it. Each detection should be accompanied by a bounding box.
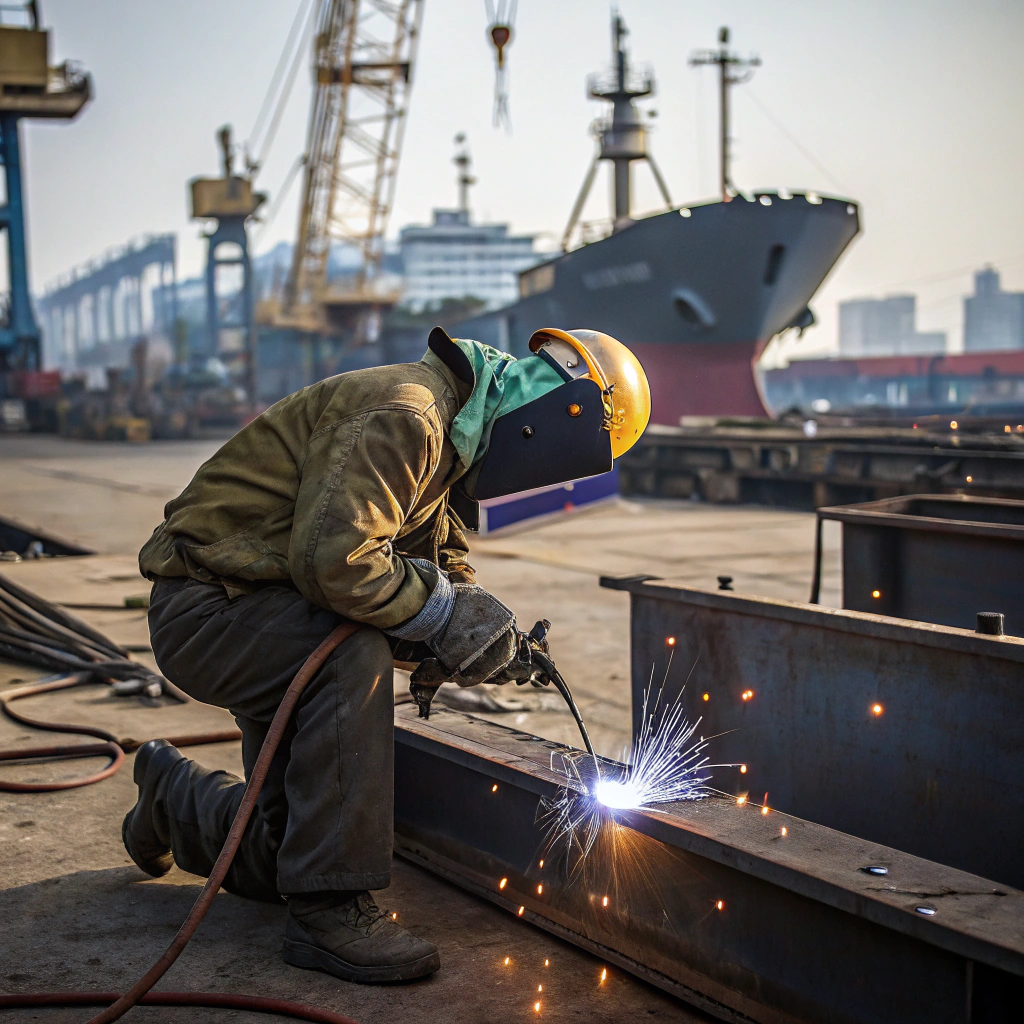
[0,992,360,1023]
[75,619,361,1024]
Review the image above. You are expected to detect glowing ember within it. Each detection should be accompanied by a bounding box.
[518,906,525,916]
[666,636,676,646]
[600,967,607,982]
[538,859,544,868]
[602,895,609,907]
[536,884,543,895]
[537,984,543,992]
[872,703,884,716]
[736,795,747,806]
[741,689,754,701]
[872,590,881,599]
[534,1002,541,1013]
[391,912,397,920]
[761,805,769,816]
[702,692,710,702]
[544,959,549,967]
[716,900,724,911]
[504,957,510,965]
[740,764,747,774]
[780,827,788,836]
[499,877,507,890]
[492,784,499,792]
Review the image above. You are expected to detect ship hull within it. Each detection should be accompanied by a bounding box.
[456,194,860,424]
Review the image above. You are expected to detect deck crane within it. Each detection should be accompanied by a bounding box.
[279,0,424,344]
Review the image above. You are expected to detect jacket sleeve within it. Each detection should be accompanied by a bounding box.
[289,407,441,628]
[438,506,477,585]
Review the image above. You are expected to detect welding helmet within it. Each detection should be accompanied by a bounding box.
[447,327,650,501]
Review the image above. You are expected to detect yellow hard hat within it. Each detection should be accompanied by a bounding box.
[529,328,651,458]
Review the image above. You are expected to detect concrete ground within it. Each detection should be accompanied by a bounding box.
[0,434,842,1022]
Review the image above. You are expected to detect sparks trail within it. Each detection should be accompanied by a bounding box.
[539,649,738,872]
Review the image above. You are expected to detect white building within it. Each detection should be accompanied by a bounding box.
[399,208,542,312]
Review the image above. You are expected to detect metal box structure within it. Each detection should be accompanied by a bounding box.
[819,493,1024,633]
[602,576,1024,891]
[189,176,264,220]
[0,27,48,88]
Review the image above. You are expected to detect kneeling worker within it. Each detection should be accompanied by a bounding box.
[126,326,650,983]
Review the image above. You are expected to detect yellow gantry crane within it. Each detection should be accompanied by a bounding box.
[280,0,424,342]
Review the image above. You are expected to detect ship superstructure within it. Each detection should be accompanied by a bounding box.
[456,17,861,424]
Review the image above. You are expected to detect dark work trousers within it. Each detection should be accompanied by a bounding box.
[148,578,394,902]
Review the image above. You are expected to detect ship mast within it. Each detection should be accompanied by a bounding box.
[689,27,760,202]
[561,13,672,251]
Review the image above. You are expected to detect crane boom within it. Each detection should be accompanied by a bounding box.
[284,0,424,331]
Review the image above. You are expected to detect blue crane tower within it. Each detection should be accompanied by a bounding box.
[0,5,90,379]
[189,125,265,401]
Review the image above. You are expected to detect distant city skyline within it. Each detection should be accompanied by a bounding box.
[13,0,1024,357]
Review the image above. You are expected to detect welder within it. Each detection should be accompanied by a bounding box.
[125,326,650,984]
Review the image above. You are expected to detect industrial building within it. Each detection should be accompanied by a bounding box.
[398,208,541,312]
[837,293,946,357]
[964,265,1024,351]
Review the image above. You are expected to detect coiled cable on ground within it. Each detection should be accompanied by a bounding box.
[0,573,242,790]
[1,583,364,1023]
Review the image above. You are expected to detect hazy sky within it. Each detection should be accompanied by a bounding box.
[21,0,1024,356]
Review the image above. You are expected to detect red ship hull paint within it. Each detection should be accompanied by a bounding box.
[630,340,768,423]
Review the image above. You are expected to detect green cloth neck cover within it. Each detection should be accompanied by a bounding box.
[423,338,565,473]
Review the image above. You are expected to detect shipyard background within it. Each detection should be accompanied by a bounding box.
[2,2,1024,1024]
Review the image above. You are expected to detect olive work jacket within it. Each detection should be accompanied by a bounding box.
[138,358,476,631]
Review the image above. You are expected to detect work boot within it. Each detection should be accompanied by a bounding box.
[283,891,440,983]
[121,738,184,877]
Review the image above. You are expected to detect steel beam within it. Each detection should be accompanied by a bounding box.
[601,576,1024,892]
[393,704,1024,1024]
[818,493,1024,633]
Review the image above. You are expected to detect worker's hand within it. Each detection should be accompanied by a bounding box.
[489,626,555,688]
[424,584,519,688]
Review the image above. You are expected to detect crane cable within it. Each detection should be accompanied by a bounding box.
[246,0,317,178]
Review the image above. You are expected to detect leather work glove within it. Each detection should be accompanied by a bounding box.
[423,583,518,687]
[408,585,556,718]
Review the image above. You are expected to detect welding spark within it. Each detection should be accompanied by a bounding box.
[539,655,722,873]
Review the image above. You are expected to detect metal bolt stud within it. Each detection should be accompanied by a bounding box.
[522,426,535,439]
[976,612,1005,636]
